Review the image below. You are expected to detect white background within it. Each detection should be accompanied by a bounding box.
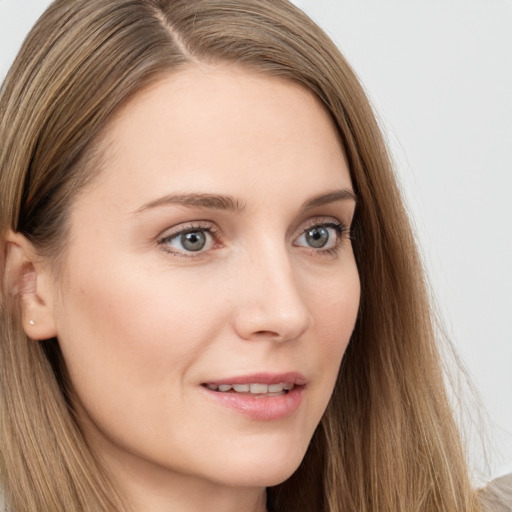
[1,0,511,483]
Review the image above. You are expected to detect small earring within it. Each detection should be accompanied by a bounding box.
[28,320,35,326]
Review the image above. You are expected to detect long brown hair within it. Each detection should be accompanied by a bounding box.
[0,1,480,511]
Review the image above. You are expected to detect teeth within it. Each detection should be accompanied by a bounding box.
[250,383,268,394]
[206,382,295,394]
[233,384,250,392]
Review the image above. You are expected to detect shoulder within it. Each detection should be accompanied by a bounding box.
[479,473,512,512]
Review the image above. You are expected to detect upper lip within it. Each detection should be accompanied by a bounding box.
[201,372,307,387]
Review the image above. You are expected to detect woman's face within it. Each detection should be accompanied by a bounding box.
[48,66,360,498]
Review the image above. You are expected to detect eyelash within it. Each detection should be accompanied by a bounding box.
[157,218,351,258]
[295,219,349,257]
[158,221,218,258]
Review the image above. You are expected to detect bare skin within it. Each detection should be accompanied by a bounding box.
[13,65,360,512]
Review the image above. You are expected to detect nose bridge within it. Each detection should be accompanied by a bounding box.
[232,238,312,342]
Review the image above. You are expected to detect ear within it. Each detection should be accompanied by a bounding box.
[4,231,58,341]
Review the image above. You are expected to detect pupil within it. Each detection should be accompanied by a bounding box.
[181,231,206,251]
[306,227,329,248]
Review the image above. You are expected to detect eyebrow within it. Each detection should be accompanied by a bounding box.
[132,188,356,215]
[132,193,247,215]
[301,188,357,210]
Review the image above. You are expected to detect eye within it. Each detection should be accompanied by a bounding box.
[294,221,345,251]
[159,224,216,255]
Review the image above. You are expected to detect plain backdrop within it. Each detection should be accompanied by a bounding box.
[1,0,511,484]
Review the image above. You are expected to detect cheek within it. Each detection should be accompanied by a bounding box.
[310,260,360,346]
[53,257,234,468]
[302,259,360,405]
[54,256,223,405]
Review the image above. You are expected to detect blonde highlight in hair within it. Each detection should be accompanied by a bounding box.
[0,1,480,511]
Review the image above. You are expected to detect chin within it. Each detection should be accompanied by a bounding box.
[206,439,310,488]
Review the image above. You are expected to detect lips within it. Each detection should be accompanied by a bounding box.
[200,372,307,420]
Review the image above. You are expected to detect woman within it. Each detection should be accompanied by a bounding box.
[0,1,505,511]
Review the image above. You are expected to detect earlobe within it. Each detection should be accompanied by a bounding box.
[4,231,58,341]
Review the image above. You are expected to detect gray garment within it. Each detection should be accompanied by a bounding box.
[480,473,512,511]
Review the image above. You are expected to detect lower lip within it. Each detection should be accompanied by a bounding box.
[201,386,305,421]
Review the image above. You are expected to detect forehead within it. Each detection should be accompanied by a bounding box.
[76,64,350,213]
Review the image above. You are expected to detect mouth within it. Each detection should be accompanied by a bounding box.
[202,382,297,397]
[200,373,307,420]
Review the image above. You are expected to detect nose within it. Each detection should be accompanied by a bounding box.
[232,246,313,343]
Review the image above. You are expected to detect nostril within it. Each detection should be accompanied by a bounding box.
[254,329,290,339]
